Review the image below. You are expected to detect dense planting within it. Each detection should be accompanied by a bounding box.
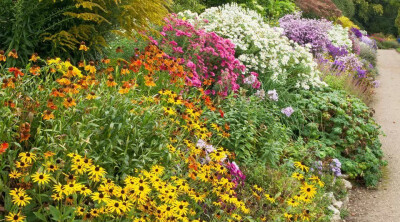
[0,1,386,222]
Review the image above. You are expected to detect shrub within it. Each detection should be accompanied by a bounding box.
[359,43,377,67]
[279,13,333,53]
[181,4,325,90]
[332,0,355,18]
[337,16,359,29]
[295,0,342,18]
[328,24,353,49]
[205,94,291,166]
[288,89,384,186]
[157,14,249,97]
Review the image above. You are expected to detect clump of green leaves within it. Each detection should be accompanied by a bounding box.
[288,89,384,187]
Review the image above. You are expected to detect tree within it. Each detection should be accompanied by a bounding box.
[295,0,342,18]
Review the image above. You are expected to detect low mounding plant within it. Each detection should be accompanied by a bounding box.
[180,4,325,90]
[279,13,333,53]
[289,89,385,187]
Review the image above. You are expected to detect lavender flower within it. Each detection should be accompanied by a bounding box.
[372,80,380,88]
[330,158,342,177]
[351,28,363,38]
[326,43,348,59]
[267,89,279,101]
[281,106,294,117]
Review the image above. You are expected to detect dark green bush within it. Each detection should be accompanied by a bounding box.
[332,0,355,18]
[288,89,385,187]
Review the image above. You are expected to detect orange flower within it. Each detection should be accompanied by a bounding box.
[86,92,97,100]
[44,151,56,158]
[0,142,9,154]
[63,97,76,108]
[106,76,117,87]
[144,75,156,87]
[4,100,15,108]
[56,78,71,86]
[8,49,18,59]
[30,53,40,62]
[118,85,130,94]
[121,65,130,75]
[79,41,89,51]
[78,60,85,68]
[101,57,110,64]
[85,61,96,74]
[43,110,55,120]
[29,65,41,76]
[0,50,6,62]
[8,67,24,78]
[116,46,123,53]
[47,99,58,110]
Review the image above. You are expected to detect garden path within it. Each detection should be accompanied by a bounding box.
[347,50,400,222]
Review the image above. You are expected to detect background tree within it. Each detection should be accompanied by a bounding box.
[294,0,342,18]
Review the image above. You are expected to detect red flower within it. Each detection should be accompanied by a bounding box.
[219,109,224,118]
[0,142,9,154]
[8,67,24,78]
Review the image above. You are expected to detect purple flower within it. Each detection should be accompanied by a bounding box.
[372,80,380,88]
[279,13,332,53]
[356,68,367,78]
[267,89,279,101]
[281,106,294,117]
[330,158,342,177]
[351,28,363,38]
[326,43,348,59]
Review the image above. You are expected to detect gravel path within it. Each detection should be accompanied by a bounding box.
[347,50,400,222]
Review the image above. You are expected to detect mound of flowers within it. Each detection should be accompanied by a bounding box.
[179,4,325,90]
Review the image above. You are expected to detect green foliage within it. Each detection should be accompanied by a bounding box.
[288,89,385,187]
[359,43,377,67]
[171,0,206,13]
[0,0,170,65]
[332,0,355,18]
[378,40,400,49]
[206,94,291,166]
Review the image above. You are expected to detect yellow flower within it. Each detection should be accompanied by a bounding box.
[151,165,164,176]
[294,161,309,172]
[107,200,127,215]
[287,198,299,207]
[88,165,106,182]
[79,185,92,196]
[32,172,51,186]
[79,41,89,51]
[11,193,32,207]
[9,170,22,179]
[46,162,58,172]
[52,192,63,201]
[19,152,36,164]
[91,192,110,204]
[76,206,86,216]
[44,151,56,158]
[300,183,317,199]
[71,163,86,175]
[86,92,98,100]
[6,211,25,222]
[292,172,304,180]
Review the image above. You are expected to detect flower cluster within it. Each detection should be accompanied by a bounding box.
[180,4,325,90]
[328,24,353,49]
[279,13,332,53]
[158,14,248,97]
[330,159,342,177]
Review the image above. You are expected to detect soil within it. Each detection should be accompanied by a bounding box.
[346,50,400,222]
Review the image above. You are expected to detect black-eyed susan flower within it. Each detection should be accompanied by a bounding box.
[300,183,317,199]
[79,185,92,196]
[46,162,58,172]
[88,165,106,182]
[90,208,100,217]
[294,161,309,172]
[75,206,86,216]
[91,192,110,204]
[287,198,299,207]
[121,65,130,75]
[53,183,65,194]
[107,200,127,215]
[19,152,36,164]
[292,172,304,180]
[85,61,96,74]
[71,163,86,175]
[9,170,22,179]
[11,193,32,207]
[5,211,25,222]
[51,192,64,201]
[32,172,51,186]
